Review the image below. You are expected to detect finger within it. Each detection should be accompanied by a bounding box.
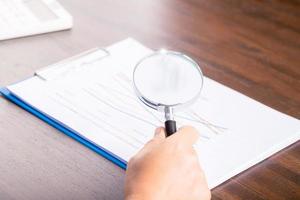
[153,127,166,140]
[169,125,199,146]
[143,127,165,149]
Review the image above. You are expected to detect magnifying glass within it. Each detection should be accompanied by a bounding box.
[133,50,204,137]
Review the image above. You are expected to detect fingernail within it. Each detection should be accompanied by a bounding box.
[155,127,161,135]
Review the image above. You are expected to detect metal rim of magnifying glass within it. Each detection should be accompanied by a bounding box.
[132,50,204,112]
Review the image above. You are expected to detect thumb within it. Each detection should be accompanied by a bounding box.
[153,127,166,140]
[143,127,165,148]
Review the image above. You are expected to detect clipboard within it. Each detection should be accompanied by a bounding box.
[1,38,299,189]
[0,47,127,170]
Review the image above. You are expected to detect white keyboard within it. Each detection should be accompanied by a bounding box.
[0,0,73,41]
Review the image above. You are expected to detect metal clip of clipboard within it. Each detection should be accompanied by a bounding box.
[35,48,110,81]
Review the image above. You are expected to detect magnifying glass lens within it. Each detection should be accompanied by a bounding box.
[134,53,203,106]
[133,51,203,136]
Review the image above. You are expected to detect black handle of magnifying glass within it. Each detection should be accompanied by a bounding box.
[165,120,177,136]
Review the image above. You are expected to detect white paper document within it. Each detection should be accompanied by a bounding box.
[7,38,300,188]
[0,0,72,40]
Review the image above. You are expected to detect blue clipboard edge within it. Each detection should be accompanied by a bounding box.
[0,87,127,170]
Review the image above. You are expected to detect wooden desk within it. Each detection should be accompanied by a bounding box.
[0,0,299,199]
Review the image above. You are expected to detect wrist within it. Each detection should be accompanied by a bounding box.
[125,194,152,200]
[125,191,164,200]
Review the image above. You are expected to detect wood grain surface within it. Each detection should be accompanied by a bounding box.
[0,0,299,199]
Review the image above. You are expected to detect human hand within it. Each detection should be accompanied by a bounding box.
[125,126,211,200]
